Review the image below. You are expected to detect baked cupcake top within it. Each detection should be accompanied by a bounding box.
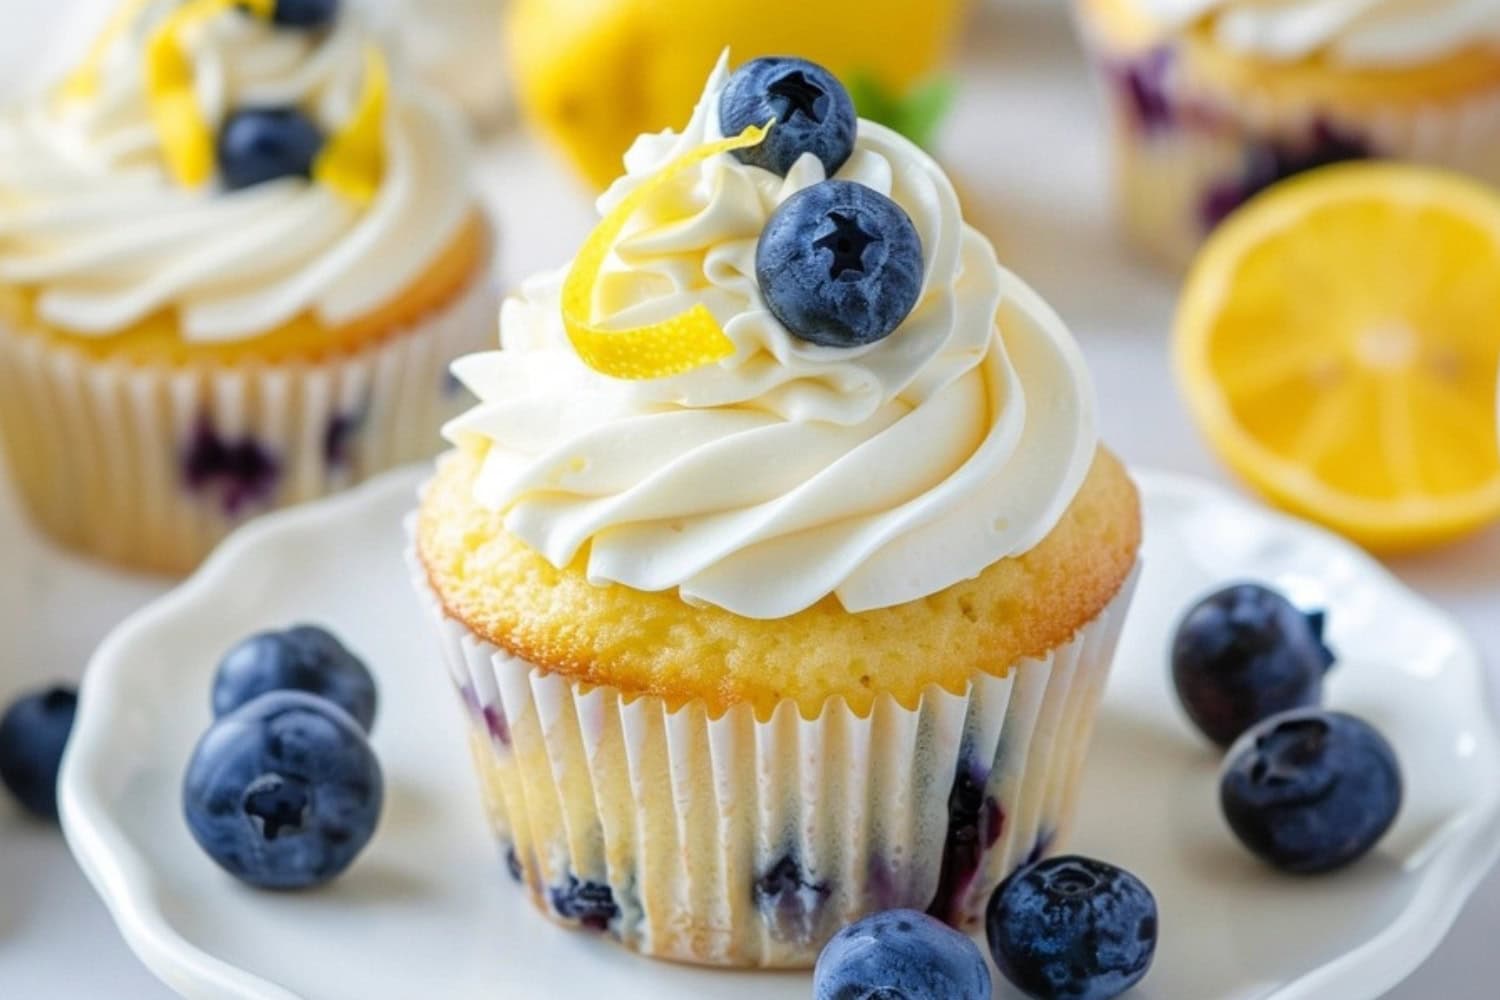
[0,0,474,342]
[1132,0,1500,65]
[447,53,1097,620]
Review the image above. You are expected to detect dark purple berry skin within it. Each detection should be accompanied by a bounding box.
[270,0,340,30]
[756,179,924,349]
[720,57,857,178]
[183,692,382,890]
[183,420,281,516]
[927,759,1004,925]
[754,853,832,942]
[987,856,1157,1000]
[0,687,78,821]
[1221,710,1402,875]
[1172,583,1335,747]
[217,108,326,192]
[549,875,618,932]
[815,909,991,1000]
[212,625,377,733]
[1199,122,1369,230]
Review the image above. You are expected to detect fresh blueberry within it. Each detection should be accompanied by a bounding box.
[1172,583,1336,747]
[217,108,325,192]
[757,179,924,348]
[720,57,856,178]
[212,625,377,733]
[1221,709,1401,874]
[986,856,1157,1000]
[270,0,340,29]
[0,686,78,821]
[815,909,991,1000]
[183,691,383,889]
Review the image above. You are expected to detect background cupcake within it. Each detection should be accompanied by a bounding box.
[0,0,494,573]
[1074,0,1500,267]
[413,54,1141,967]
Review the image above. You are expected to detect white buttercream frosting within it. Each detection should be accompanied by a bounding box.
[0,0,474,341]
[446,55,1098,620]
[1137,0,1500,66]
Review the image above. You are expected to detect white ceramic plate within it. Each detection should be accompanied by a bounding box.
[60,466,1500,1000]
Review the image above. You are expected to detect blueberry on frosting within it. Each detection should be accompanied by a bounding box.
[756,179,924,348]
[217,108,326,191]
[271,0,340,29]
[720,57,856,177]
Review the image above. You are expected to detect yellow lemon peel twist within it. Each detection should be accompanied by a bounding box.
[561,122,770,381]
[312,46,389,206]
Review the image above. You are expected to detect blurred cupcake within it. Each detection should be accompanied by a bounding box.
[1075,0,1500,267]
[412,54,1140,966]
[0,0,494,573]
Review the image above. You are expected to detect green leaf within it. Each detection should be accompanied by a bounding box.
[847,72,957,151]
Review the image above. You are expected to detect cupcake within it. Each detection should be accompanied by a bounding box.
[412,53,1140,967]
[0,0,494,573]
[1075,0,1500,267]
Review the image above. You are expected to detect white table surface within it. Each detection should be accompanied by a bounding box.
[1,2,1496,997]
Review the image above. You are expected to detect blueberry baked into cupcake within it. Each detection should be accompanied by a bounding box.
[0,0,493,572]
[1075,0,1500,266]
[413,54,1141,967]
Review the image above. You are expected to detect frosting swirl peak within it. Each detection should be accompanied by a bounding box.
[447,55,1097,619]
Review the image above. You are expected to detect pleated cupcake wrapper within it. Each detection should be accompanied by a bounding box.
[410,537,1139,968]
[0,276,496,574]
[1074,13,1500,267]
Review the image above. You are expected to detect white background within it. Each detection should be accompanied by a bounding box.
[0,0,1496,996]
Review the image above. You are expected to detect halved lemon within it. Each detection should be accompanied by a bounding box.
[1175,162,1500,552]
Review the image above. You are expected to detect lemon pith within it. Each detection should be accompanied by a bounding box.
[1175,162,1500,551]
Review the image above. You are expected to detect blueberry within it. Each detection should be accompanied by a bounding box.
[1172,583,1335,747]
[754,852,831,942]
[269,0,339,29]
[1221,709,1401,874]
[756,179,924,348]
[183,691,383,889]
[0,687,78,821]
[549,875,619,932]
[217,108,325,192]
[815,909,991,1000]
[212,625,377,733]
[987,856,1157,1000]
[720,57,856,178]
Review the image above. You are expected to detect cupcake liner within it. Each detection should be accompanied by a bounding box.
[410,534,1139,968]
[0,275,496,574]
[1074,13,1500,267]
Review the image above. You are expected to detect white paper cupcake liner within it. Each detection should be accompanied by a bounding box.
[0,275,496,574]
[1074,14,1500,267]
[410,538,1139,968]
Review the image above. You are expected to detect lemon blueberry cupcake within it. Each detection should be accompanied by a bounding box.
[413,53,1140,967]
[1075,0,1500,266]
[0,0,494,573]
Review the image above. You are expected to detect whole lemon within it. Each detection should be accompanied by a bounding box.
[508,0,969,188]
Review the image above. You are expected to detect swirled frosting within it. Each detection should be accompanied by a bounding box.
[446,54,1097,620]
[0,0,474,341]
[1138,0,1500,66]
